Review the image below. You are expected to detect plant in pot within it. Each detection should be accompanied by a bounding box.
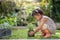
[0,22,12,37]
[0,17,16,38]
[27,23,36,37]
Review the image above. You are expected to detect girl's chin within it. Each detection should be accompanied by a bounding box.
[35,19,40,21]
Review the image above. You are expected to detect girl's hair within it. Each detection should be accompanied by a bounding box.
[32,9,43,16]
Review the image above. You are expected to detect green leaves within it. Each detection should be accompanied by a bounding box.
[49,0,60,22]
[0,17,17,29]
[0,1,17,29]
[0,22,12,29]
[27,15,35,23]
[27,23,36,30]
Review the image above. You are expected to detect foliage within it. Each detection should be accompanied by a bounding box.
[39,0,50,16]
[0,17,16,25]
[0,1,16,16]
[0,22,11,29]
[0,0,17,28]
[50,0,60,22]
[27,23,36,30]
[16,1,40,25]
[0,17,17,29]
[26,14,35,23]
[25,3,39,14]
[39,0,60,22]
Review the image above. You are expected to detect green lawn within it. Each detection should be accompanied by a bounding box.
[5,28,60,39]
[9,28,27,39]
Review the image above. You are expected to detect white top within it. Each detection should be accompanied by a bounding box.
[38,15,56,30]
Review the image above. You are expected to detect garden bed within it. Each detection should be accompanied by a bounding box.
[2,28,60,39]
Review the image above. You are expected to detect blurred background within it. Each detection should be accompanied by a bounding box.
[0,0,60,39]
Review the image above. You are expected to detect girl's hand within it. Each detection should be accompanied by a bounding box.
[29,31,35,36]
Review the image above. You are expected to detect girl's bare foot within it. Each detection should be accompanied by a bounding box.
[44,33,51,38]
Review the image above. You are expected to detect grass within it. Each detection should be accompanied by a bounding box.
[3,28,60,39]
[9,28,27,39]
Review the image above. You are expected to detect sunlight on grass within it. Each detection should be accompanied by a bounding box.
[9,28,27,39]
[6,28,60,39]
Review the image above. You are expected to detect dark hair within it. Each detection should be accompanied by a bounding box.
[32,9,43,17]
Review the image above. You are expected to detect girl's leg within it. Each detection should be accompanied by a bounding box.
[43,28,51,38]
[41,24,51,38]
[41,30,46,36]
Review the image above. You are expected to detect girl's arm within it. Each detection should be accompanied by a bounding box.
[34,18,48,33]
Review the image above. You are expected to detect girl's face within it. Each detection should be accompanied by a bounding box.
[34,13,42,21]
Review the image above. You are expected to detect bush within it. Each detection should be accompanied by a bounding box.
[26,14,35,23]
[0,0,17,26]
[50,0,60,22]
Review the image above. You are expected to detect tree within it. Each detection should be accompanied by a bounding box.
[50,0,60,22]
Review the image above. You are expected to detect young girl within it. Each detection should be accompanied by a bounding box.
[29,9,56,38]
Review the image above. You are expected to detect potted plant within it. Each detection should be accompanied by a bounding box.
[27,23,36,37]
[0,22,12,38]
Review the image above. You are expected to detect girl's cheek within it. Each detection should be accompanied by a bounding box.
[34,17,38,20]
[37,16,40,19]
[34,16,38,20]
[34,16,39,20]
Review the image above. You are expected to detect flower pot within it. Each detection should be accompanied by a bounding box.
[0,28,11,38]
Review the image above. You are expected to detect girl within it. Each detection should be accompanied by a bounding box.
[29,9,56,38]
